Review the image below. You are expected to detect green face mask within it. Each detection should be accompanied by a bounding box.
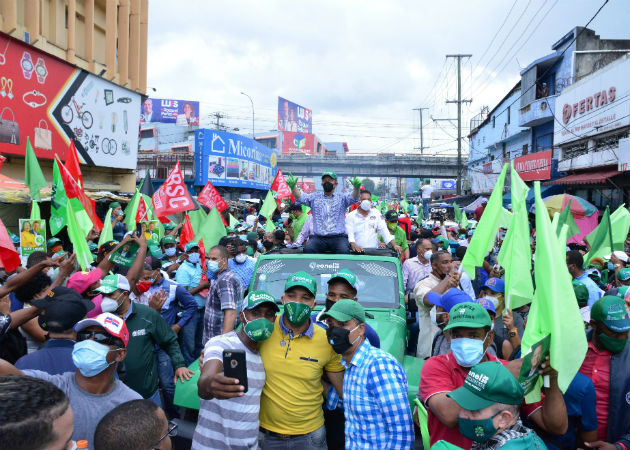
[246,246,254,256]
[243,317,275,342]
[597,332,628,354]
[457,411,500,443]
[283,301,312,326]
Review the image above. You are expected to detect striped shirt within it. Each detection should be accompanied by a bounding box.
[192,331,265,450]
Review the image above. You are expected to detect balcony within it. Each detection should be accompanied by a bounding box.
[519,95,557,127]
[136,154,195,181]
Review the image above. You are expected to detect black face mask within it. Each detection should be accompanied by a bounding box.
[325,299,335,311]
[326,325,359,354]
[323,182,334,193]
[263,241,274,250]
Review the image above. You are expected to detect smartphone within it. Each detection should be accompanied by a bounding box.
[223,349,248,393]
[135,223,143,237]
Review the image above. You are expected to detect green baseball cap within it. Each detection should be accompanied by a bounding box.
[247,232,258,241]
[226,227,236,233]
[244,290,280,312]
[447,361,524,411]
[591,296,630,332]
[617,286,629,299]
[328,269,358,293]
[164,223,176,230]
[618,268,630,282]
[161,235,176,245]
[95,274,130,294]
[185,241,200,252]
[88,242,98,252]
[444,302,492,331]
[321,170,337,180]
[110,201,121,209]
[284,271,317,297]
[47,237,61,248]
[320,299,373,323]
[572,280,590,307]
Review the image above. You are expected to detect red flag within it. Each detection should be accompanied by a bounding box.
[135,197,147,223]
[0,219,20,272]
[197,181,228,213]
[65,141,84,188]
[0,154,6,172]
[270,169,294,203]
[198,238,209,298]
[152,162,195,217]
[54,155,103,231]
[179,215,194,251]
[157,215,170,224]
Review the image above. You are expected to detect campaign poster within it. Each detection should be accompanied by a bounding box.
[518,335,551,395]
[281,131,315,154]
[277,97,312,133]
[140,98,199,126]
[141,220,160,244]
[109,241,139,268]
[19,219,46,257]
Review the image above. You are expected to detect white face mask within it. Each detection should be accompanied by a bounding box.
[235,254,247,264]
[423,250,433,262]
[360,200,371,211]
[164,247,176,257]
[485,295,500,309]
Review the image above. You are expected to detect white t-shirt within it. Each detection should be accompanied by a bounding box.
[421,185,434,199]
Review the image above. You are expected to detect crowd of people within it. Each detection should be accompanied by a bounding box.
[0,170,629,450]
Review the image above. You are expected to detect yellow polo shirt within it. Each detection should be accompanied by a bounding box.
[259,316,344,434]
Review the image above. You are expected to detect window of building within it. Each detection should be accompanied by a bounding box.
[140,128,156,139]
[171,144,191,155]
[522,144,528,155]
[502,143,506,158]
[507,106,510,125]
[492,116,495,128]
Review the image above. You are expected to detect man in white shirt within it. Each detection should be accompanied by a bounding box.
[420,179,434,220]
[346,190,401,253]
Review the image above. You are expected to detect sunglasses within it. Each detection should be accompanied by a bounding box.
[151,421,178,449]
[76,331,122,347]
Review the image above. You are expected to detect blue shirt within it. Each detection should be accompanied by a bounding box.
[15,339,76,375]
[175,261,205,308]
[576,273,603,307]
[228,256,256,291]
[342,340,414,450]
[147,277,197,328]
[298,191,356,236]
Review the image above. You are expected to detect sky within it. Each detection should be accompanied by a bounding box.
[146,0,630,156]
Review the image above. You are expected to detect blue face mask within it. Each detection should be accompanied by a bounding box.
[164,247,176,257]
[72,340,117,377]
[239,235,248,242]
[451,335,488,367]
[188,252,200,264]
[607,262,615,271]
[207,260,220,273]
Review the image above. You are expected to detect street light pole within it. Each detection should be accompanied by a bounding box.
[240,92,254,138]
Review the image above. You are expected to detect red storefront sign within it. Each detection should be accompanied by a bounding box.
[514,150,552,181]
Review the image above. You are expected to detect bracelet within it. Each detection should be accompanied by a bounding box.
[22,90,47,108]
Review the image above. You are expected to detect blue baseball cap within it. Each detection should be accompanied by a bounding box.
[427,288,473,312]
[482,278,505,294]
[474,297,496,315]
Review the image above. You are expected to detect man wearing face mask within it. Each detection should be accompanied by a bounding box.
[402,238,434,295]
[419,302,568,449]
[258,271,345,450]
[567,251,603,308]
[321,300,414,450]
[382,210,410,261]
[578,296,630,450]
[0,313,142,449]
[292,171,360,254]
[447,361,547,449]
[429,288,472,357]
[228,239,256,291]
[261,232,277,253]
[159,235,180,275]
[194,290,279,450]
[346,190,400,254]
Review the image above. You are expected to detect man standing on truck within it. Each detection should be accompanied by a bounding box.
[346,190,400,254]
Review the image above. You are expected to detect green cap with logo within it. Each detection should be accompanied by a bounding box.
[95,274,130,294]
[591,295,630,333]
[245,290,280,312]
[328,269,358,293]
[320,299,373,323]
[447,361,524,411]
[618,268,630,282]
[444,302,492,331]
[321,170,337,180]
[617,286,629,299]
[572,280,590,307]
[161,235,176,245]
[284,271,317,296]
[47,237,61,248]
[185,241,200,252]
[164,223,176,230]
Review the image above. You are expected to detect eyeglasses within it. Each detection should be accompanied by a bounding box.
[151,421,178,449]
[76,331,122,347]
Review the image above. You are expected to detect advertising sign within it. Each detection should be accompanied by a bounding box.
[440,180,456,190]
[281,131,315,154]
[554,57,630,145]
[19,219,46,257]
[195,129,278,189]
[141,220,160,244]
[0,33,141,169]
[140,98,199,125]
[277,97,312,133]
[514,150,552,181]
[618,137,630,172]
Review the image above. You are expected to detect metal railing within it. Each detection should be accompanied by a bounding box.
[136,154,194,180]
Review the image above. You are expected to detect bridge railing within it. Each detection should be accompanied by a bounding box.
[277,153,461,163]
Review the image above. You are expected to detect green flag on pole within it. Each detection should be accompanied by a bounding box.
[453,202,468,229]
[194,206,227,249]
[25,137,47,201]
[50,159,68,236]
[586,204,630,252]
[259,190,277,220]
[98,208,114,247]
[583,206,614,264]
[554,200,580,242]
[30,201,41,220]
[123,189,141,232]
[66,198,93,271]
[521,181,587,402]
[188,208,207,235]
[228,213,239,228]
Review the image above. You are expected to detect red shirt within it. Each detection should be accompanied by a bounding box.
[579,341,611,441]
[419,351,542,449]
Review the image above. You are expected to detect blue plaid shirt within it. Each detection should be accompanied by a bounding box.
[298,191,356,236]
[228,256,256,290]
[342,340,414,450]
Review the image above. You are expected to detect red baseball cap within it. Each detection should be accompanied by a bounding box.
[67,269,103,295]
[74,313,130,347]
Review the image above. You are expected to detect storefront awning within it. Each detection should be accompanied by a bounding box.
[544,169,621,185]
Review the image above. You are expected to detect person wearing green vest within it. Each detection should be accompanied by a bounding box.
[447,361,548,450]
[286,203,309,243]
[382,210,409,260]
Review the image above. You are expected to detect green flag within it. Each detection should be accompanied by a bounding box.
[554,200,580,242]
[583,206,613,264]
[194,206,227,250]
[50,159,67,236]
[462,164,508,279]
[66,198,93,270]
[371,194,379,202]
[228,213,239,228]
[587,204,630,252]
[188,208,207,235]
[25,137,47,201]
[418,204,424,221]
[453,202,468,229]
[123,189,141,232]
[98,208,114,247]
[521,182,587,402]
[30,201,41,220]
[259,190,276,220]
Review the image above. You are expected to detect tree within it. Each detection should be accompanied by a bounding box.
[361,178,375,193]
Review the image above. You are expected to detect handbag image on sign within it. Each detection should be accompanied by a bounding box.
[0,107,20,145]
[34,119,52,150]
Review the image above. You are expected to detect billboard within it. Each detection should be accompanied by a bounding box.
[0,33,141,169]
[140,98,199,125]
[278,97,312,133]
[195,129,278,189]
[514,150,552,181]
[281,131,315,154]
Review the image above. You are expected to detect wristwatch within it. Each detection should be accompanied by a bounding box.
[35,57,48,84]
[508,327,518,338]
[21,52,34,79]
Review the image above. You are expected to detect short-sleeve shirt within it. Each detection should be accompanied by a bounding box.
[579,341,611,441]
[421,185,434,199]
[258,316,344,435]
[176,260,205,307]
[22,370,141,449]
[203,269,243,343]
[192,331,265,450]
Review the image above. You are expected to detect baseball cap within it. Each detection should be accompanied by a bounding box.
[617,286,629,299]
[74,313,130,347]
[320,299,374,323]
[427,288,472,312]
[444,302,492,331]
[432,236,448,250]
[244,290,280,312]
[99,240,118,255]
[447,361,524,411]
[474,297,496,315]
[46,237,61,249]
[67,269,103,295]
[164,223,176,230]
[226,227,235,234]
[247,232,258,241]
[328,269,358,293]
[185,242,200,252]
[591,296,630,333]
[572,280,590,307]
[161,235,176,245]
[618,268,630,282]
[32,288,95,332]
[109,201,121,209]
[95,274,131,294]
[588,257,605,270]
[482,278,505,294]
[284,271,317,297]
[605,251,629,263]
[321,170,337,180]
[385,210,399,222]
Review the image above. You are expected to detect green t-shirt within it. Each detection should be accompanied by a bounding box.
[380,225,408,251]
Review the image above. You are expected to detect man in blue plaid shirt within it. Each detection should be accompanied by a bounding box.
[321,300,414,450]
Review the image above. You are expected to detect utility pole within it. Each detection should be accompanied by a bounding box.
[213,112,226,131]
[445,54,472,195]
[413,107,428,154]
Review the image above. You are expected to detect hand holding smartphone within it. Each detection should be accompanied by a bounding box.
[223,349,248,393]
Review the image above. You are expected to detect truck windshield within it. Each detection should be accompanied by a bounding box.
[252,258,400,309]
